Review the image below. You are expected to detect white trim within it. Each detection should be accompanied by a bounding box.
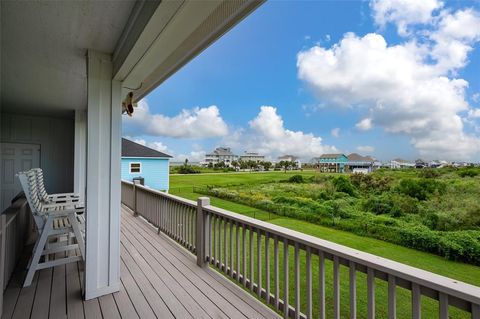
[129,162,142,174]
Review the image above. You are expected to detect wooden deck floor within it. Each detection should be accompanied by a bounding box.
[2,207,279,319]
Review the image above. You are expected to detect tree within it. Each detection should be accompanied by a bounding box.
[262,161,272,171]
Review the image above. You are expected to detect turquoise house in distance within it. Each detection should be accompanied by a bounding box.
[121,138,172,191]
[315,153,349,173]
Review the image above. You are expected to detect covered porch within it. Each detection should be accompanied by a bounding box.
[2,206,278,319]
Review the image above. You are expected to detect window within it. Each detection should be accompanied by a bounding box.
[129,162,141,173]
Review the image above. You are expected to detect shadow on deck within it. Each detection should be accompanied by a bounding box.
[2,207,279,319]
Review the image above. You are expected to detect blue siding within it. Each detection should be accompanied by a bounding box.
[121,158,170,191]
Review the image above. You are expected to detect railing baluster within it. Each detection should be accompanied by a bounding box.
[219,218,224,270]
[439,293,448,319]
[388,275,396,319]
[294,243,300,319]
[213,215,217,266]
[265,233,271,305]
[236,222,240,282]
[274,235,280,311]
[283,238,289,319]
[230,221,234,278]
[257,228,262,298]
[367,268,375,319]
[319,250,325,319]
[411,283,421,319]
[250,226,254,293]
[242,224,247,287]
[349,261,356,319]
[306,246,312,319]
[472,303,480,319]
[224,218,228,274]
[333,256,340,319]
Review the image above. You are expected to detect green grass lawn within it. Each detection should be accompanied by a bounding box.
[169,171,480,318]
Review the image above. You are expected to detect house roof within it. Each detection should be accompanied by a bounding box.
[318,153,346,159]
[122,138,172,158]
[207,147,236,156]
[348,153,374,162]
[278,155,298,160]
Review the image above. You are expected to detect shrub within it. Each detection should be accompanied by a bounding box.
[177,165,201,174]
[458,168,480,178]
[396,178,446,200]
[419,169,440,179]
[288,175,304,183]
[332,176,356,196]
[350,173,392,193]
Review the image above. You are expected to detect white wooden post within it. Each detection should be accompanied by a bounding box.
[196,197,210,267]
[74,110,87,201]
[85,50,121,300]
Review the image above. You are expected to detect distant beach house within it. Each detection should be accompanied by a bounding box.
[346,153,375,173]
[239,151,265,162]
[390,158,415,169]
[121,138,172,191]
[203,147,238,166]
[314,154,348,173]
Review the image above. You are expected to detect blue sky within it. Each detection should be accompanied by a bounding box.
[123,0,480,162]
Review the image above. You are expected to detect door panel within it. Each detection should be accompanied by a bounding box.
[1,143,40,211]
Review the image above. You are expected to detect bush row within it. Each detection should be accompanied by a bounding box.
[194,186,480,265]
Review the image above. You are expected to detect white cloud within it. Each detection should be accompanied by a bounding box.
[430,9,480,72]
[469,109,480,119]
[297,29,480,160]
[225,106,338,160]
[371,0,443,36]
[331,127,341,137]
[123,100,228,139]
[355,118,373,131]
[172,150,206,163]
[132,139,170,153]
[325,34,331,42]
[473,93,480,103]
[357,145,375,153]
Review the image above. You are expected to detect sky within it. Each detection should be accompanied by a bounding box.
[123,0,480,163]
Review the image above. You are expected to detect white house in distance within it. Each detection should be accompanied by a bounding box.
[390,158,416,169]
[121,138,171,191]
[204,147,238,166]
[239,151,265,162]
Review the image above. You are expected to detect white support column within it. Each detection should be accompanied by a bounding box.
[85,50,121,300]
[74,110,87,201]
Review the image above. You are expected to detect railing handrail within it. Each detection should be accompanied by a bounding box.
[121,180,197,207]
[203,204,480,306]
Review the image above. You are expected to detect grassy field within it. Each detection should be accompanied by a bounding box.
[169,170,480,318]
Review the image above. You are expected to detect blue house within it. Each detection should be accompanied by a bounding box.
[121,138,172,191]
[315,153,349,173]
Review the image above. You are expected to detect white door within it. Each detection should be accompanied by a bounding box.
[1,143,40,212]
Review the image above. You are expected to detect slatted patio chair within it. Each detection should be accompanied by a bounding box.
[32,168,81,204]
[17,170,85,287]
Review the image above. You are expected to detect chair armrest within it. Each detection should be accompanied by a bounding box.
[45,207,84,217]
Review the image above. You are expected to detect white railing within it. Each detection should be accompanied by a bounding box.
[121,180,480,319]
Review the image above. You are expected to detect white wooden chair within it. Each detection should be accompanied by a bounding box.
[32,168,81,204]
[17,170,85,287]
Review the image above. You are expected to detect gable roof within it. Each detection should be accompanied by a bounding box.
[122,138,172,158]
[318,153,346,159]
[348,153,374,162]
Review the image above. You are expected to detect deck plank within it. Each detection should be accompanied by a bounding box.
[121,223,230,319]
[30,268,53,319]
[121,225,219,318]
[120,234,197,319]
[112,282,139,319]
[122,209,279,319]
[121,249,175,318]
[119,260,156,319]
[98,293,121,319]
[83,298,102,319]
[65,259,85,319]
[49,256,67,319]
[11,272,38,319]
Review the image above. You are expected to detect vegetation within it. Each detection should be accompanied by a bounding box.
[188,168,480,264]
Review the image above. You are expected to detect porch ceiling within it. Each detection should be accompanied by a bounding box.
[0,1,135,115]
